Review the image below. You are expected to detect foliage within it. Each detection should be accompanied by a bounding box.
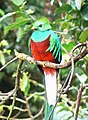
[0,0,88,119]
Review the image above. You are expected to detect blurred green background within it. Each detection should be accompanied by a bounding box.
[0,0,88,119]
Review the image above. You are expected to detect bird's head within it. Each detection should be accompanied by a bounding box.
[32,17,51,31]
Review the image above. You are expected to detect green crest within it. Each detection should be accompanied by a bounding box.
[32,16,51,31]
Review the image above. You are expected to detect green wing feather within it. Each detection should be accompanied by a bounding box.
[47,31,62,63]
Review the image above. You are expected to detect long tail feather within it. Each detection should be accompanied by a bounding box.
[44,71,57,120]
[45,101,54,120]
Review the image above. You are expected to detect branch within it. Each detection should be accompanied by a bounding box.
[27,91,45,101]
[0,89,15,105]
[25,95,34,120]
[14,42,88,69]
[0,57,18,71]
[0,42,87,72]
[7,59,23,120]
[74,84,88,120]
[34,105,44,119]
[0,116,31,120]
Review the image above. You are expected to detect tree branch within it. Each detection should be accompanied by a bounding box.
[0,89,15,105]
[0,57,18,72]
[14,42,88,69]
[7,59,23,120]
[74,84,88,120]
[25,95,34,120]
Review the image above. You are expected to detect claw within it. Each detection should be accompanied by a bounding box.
[42,61,46,67]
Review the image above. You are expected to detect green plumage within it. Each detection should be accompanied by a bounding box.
[31,29,62,63]
[45,101,54,120]
[46,31,62,63]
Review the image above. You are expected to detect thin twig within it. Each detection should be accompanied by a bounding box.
[13,110,21,119]
[29,79,44,89]
[7,59,23,120]
[63,56,75,93]
[25,95,34,120]
[0,116,31,120]
[74,84,84,120]
[71,42,87,53]
[0,89,15,96]
[0,89,15,105]
[0,57,18,72]
[2,104,27,112]
[62,69,72,92]
[27,91,45,101]
[0,92,44,105]
[74,84,88,120]
[34,105,44,119]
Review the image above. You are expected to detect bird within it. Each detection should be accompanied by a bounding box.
[30,17,62,120]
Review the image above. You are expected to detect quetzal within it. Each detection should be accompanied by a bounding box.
[30,17,62,120]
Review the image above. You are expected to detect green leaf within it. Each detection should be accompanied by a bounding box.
[0,40,9,47]
[3,49,11,55]
[0,50,5,65]
[55,4,72,14]
[0,105,5,113]
[0,9,5,16]
[79,27,88,42]
[61,21,70,29]
[4,17,30,35]
[16,25,32,42]
[11,0,25,6]
[75,0,83,10]
[62,41,76,53]
[80,4,88,20]
[20,72,30,95]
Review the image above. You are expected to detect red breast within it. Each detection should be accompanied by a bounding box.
[30,36,56,75]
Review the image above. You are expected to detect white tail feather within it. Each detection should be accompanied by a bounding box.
[44,72,57,106]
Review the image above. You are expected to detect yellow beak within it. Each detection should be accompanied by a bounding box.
[31,26,35,30]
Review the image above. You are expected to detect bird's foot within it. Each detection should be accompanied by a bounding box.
[42,61,46,67]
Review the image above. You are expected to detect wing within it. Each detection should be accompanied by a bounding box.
[46,31,62,63]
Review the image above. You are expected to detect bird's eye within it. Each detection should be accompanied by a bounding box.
[39,24,42,27]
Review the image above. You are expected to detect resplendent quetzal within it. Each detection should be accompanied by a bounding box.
[30,17,62,120]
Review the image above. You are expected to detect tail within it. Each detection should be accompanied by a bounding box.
[44,71,57,120]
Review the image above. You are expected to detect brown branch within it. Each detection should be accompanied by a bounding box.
[14,42,88,69]
[0,42,87,73]
[24,95,34,120]
[7,59,23,120]
[34,105,44,119]
[0,89,16,105]
[0,116,32,120]
[0,57,18,72]
[62,57,75,93]
[71,42,87,53]
[74,84,88,120]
